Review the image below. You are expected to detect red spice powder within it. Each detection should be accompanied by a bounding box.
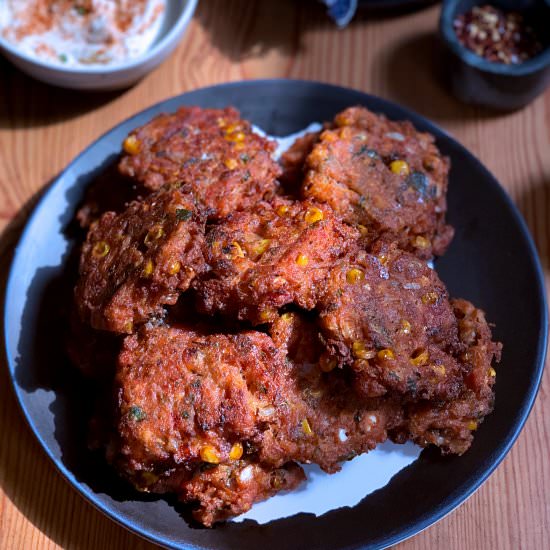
[9,0,152,41]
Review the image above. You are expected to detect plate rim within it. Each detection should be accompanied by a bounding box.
[3,78,548,550]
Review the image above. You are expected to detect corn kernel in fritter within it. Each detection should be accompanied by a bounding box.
[200,445,221,464]
[92,241,110,258]
[229,442,244,461]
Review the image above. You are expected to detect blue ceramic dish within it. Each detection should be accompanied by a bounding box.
[440,0,550,110]
[3,80,547,549]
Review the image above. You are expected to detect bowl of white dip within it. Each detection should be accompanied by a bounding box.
[0,0,198,90]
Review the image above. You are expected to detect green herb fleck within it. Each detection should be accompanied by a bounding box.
[354,145,379,159]
[388,371,401,382]
[75,6,88,15]
[406,172,429,196]
[366,149,379,159]
[181,410,190,419]
[354,145,367,157]
[128,406,146,422]
[59,53,68,63]
[240,153,250,163]
[406,377,418,393]
[242,170,251,182]
[176,208,192,221]
[358,195,369,209]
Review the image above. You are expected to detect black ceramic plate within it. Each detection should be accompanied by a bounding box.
[4,80,547,550]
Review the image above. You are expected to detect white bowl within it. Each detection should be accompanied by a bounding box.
[0,0,198,91]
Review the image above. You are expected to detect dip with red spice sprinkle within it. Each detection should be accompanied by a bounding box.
[0,0,166,67]
[453,4,543,64]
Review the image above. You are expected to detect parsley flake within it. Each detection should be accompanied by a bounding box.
[176,208,192,221]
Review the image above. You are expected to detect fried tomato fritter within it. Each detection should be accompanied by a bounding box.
[75,188,206,334]
[302,106,454,259]
[108,326,304,523]
[106,305,498,526]
[316,239,501,453]
[390,299,501,455]
[118,106,281,219]
[112,327,295,471]
[317,240,465,400]
[106,325,308,526]
[272,306,499,458]
[195,199,359,325]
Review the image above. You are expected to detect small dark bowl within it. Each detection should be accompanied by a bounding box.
[439,0,550,110]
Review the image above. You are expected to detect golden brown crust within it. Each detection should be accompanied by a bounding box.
[196,198,359,324]
[263,312,404,469]
[112,327,292,473]
[317,240,465,401]
[302,106,454,259]
[390,299,501,455]
[75,188,206,333]
[118,106,281,219]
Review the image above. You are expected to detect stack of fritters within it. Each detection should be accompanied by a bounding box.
[71,106,501,526]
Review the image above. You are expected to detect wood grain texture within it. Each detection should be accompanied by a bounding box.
[0,1,548,548]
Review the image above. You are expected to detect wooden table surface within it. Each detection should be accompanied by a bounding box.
[0,1,548,548]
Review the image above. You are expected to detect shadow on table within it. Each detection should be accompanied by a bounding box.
[195,0,441,68]
[0,56,125,130]
[354,0,439,19]
[194,0,302,63]
[378,31,508,122]
[516,177,550,272]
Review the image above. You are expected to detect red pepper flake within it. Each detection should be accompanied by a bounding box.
[453,5,543,64]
